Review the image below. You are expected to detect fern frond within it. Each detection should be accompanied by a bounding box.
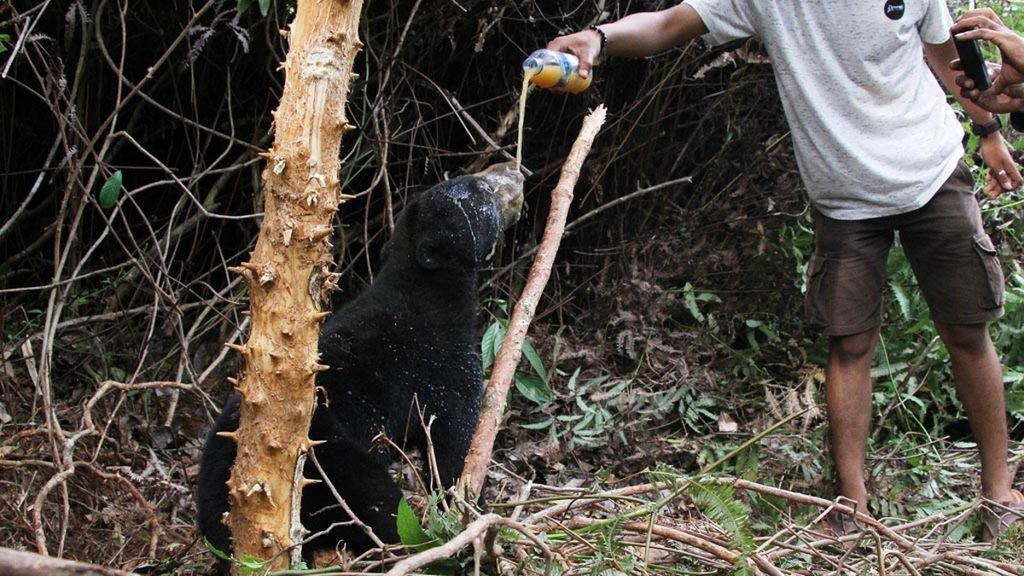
[686,478,755,576]
[891,279,911,321]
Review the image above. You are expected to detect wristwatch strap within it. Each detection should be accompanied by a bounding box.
[971,116,1003,138]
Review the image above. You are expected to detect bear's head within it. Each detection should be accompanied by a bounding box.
[389,162,524,273]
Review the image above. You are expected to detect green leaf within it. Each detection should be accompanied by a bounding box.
[259,0,272,16]
[99,170,123,209]
[0,34,9,54]
[890,279,911,321]
[521,417,553,430]
[203,539,232,562]
[396,498,431,549]
[1006,390,1024,415]
[683,283,703,322]
[521,339,548,382]
[109,366,128,383]
[480,321,505,371]
[686,479,754,559]
[237,0,252,13]
[514,373,553,405]
[237,555,265,576]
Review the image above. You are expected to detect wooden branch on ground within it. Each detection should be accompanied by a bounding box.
[0,548,135,576]
[285,471,1024,575]
[507,476,1024,576]
[564,518,784,576]
[457,105,607,502]
[383,514,552,576]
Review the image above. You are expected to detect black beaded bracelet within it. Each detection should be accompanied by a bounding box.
[588,24,608,58]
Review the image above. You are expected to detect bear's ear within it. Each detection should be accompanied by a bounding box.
[415,233,445,270]
[415,228,452,268]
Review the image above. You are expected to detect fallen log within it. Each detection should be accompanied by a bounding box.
[0,547,135,576]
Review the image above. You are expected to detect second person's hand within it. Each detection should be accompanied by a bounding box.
[952,8,1024,81]
[951,7,1024,108]
[952,60,1024,112]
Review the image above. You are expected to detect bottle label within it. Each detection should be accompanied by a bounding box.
[553,55,573,89]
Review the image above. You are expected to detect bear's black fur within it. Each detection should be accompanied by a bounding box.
[196,164,523,564]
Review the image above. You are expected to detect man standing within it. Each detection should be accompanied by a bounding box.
[549,0,1023,539]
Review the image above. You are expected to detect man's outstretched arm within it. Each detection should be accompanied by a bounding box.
[547,4,709,78]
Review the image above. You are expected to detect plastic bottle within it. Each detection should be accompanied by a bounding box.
[522,49,592,94]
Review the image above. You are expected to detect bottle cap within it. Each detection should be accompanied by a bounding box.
[523,56,543,74]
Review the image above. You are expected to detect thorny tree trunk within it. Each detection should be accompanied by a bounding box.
[222,1,363,571]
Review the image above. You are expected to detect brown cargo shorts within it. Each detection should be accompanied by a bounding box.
[804,161,1005,336]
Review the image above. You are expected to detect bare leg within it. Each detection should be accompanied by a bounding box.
[825,327,881,516]
[935,322,1012,502]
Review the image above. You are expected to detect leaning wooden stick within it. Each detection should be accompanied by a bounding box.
[458,105,607,501]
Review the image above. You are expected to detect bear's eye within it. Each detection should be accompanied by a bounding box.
[476,181,493,195]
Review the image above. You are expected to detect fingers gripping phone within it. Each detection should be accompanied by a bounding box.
[954,36,992,91]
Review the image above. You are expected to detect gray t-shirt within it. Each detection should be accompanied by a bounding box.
[685,0,964,220]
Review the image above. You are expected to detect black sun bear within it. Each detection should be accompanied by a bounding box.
[196,163,523,564]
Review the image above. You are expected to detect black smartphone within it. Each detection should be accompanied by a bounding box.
[954,36,992,91]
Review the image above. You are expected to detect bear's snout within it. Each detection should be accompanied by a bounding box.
[471,161,524,230]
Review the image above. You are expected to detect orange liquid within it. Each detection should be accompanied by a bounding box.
[528,57,591,93]
[516,71,534,171]
[530,63,565,88]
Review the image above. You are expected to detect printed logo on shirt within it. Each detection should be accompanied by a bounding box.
[884,0,906,20]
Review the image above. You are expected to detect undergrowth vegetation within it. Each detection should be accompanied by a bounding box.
[1,0,1022,574]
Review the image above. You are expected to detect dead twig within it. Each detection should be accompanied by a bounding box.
[305,448,389,552]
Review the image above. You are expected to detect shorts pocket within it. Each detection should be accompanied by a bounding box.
[972,233,1005,310]
[804,254,830,330]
